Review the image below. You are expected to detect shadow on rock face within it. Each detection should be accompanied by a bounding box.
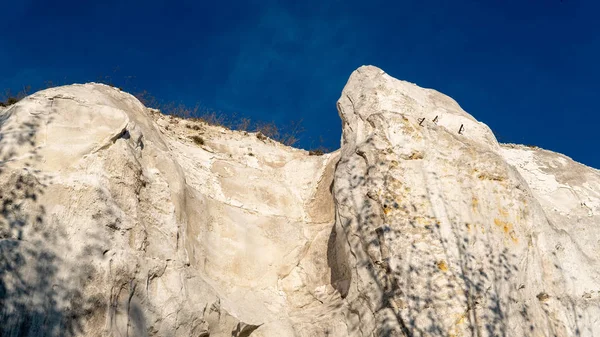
[0,99,131,337]
[327,223,351,299]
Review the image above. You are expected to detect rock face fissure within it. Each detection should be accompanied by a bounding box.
[0,66,598,337]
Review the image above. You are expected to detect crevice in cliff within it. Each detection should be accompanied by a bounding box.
[92,122,130,154]
[126,280,137,337]
[232,322,262,337]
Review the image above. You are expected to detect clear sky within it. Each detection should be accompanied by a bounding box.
[1,0,598,168]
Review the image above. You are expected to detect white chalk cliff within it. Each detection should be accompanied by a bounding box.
[0,66,598,337]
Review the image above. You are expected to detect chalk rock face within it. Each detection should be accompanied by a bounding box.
[0,66,598,337]
[0,84,338,336]
[330,66,600,336]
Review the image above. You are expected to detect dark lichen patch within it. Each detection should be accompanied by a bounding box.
[408,152,424,160]
[477,172,505,182]
[536,292,550,302]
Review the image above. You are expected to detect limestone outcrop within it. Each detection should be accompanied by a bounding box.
[0,66,598,336]
[330,66,600,337]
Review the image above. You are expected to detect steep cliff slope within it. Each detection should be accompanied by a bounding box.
[330,66,599,337]
[0,66,598,337]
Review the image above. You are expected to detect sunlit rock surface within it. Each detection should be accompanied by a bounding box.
[330,66,599,337]
[0,66,598,337]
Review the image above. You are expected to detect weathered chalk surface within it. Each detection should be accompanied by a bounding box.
[0,66,597,336]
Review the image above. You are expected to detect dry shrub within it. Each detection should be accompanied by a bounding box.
[279,119,304,147]
[254,122,279,139]
[1,85,31,107]
[189,135,204,146]
[256,132,267,141]
[134,90,160,109]
[253,119,303,146]
[161,102,198,119]
[186,124,202,131]
[198,111,228,127]
[307,136,331,155]
[237,118,251,131]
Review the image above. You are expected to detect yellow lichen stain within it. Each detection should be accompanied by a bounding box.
[448,312,468,337]
[493,218,519,243]
[416,217,429,225]
[476,171,505,182]
[465,222,472,232]
[455,313,467,325]
[383,205,392,215]
[437,260,449,272]
[499,207,509,218]
[408,152,424,160]
[471,197,479,213]
[494,218,510,232]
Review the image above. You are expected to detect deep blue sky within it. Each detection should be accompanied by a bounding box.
[1,0,598,168]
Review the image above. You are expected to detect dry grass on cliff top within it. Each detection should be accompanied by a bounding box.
[1,80,332,153]
[134,89,324,151]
